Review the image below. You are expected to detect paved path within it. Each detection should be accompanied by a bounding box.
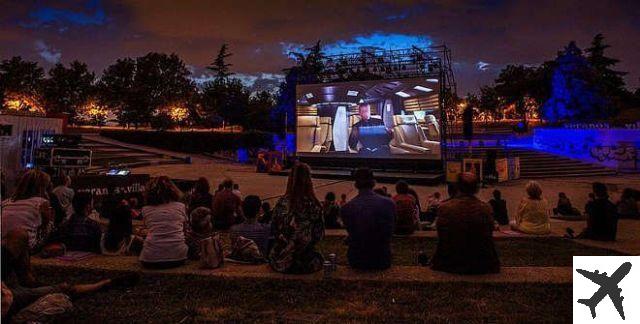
[32,256,572,284]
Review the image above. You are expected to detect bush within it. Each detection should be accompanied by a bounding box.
[100,130,274,154]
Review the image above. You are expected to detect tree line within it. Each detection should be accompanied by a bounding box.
[467,34,640,122]
[0,45,277,131]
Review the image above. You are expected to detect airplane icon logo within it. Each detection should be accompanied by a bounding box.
[576,262,632,320]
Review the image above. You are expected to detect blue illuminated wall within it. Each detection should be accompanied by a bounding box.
[533,127,640,169]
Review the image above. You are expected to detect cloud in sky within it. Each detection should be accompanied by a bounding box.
[282,32,433,57]
[22,0,106,29]
[476,61,491,71]
[34,40,61,64]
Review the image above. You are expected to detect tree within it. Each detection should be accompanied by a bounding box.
[274,41,325,132]
[0,56,44,111]
[246,91,275,130]
[98,53,195,128]
[42,60,95,122]
[494,64,538,117]
[201,78,249,129]
[585,33,629,114]
[97,58,137,126]
[478,86,501,117]
[208,44,233,83]
[542,41,606,121]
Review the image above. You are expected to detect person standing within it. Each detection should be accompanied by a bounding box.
[269,163,325,274]
[341,168,396,270]
[431,173,500,274]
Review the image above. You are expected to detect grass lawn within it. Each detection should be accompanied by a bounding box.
[35,266,572,323]
[317,236,625,267]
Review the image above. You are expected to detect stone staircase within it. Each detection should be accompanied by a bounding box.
[79,136,184,174]
[448,146,617,178]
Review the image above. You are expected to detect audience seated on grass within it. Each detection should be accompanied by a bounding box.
[570,182,619,241]
[57,192,102,253]
[393,181,419,235]
[101,201,143,256]
[211,180,244,230]
[341,168,396,271]
[1,170,55,252]
[489,190,509,226]
[230,195,271,256]
[139,176,189,269]
[322,192,342,229]
[511,181,551,235]
[187,177,214,215]
[51,175,74,221]
[616,188,639,219]
[269,162,325,274]
[553,192,582,219]
[1,229,139,323]
[431,172,500,275]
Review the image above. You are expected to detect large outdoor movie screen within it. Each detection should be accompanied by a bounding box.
[296,77,441,160]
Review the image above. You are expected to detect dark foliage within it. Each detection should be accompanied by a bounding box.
[100,130,274,154]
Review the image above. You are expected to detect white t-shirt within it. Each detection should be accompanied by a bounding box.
[139,202,188,263]
[1,197,49,248]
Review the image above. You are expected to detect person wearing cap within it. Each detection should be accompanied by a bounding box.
[340,168,396,270]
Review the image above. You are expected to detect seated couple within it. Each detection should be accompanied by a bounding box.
[342,169,500,275]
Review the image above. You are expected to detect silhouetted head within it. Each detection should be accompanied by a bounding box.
[353,168,375,190]
[395,180,410,195]
[194,177,210,194]
[242,195,262,219]
[325,192,336,202]
[457,172,479,196]
[592,182,608,199]
[493,189,501,199]
[525,181,543,200]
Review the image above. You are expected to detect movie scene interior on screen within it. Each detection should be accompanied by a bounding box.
[296,78,441,159]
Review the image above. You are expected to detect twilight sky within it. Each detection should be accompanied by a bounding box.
[2,0,639,94]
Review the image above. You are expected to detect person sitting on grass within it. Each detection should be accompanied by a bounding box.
[101,201,143,256]
[230,195,271,256]
[511,181,551,235]
[392,181,418,235]
[187,177,214,215]
[259,201,273,224]
[339,193,348,207]
[431,172,500,274]
[489,189,509,226]
[139,176,188,269]
[211,179,244,230]
[424,192,441,223]
[341,168,396,271]
[1,170,55,254]
[568,182,619,241]
[185,207,215,259]
[553,192,581,218]
[58,192,102,253]
[270,163,325,274]
[322,192,342,229]
[616,188,638,219]
[51,175,74,221]
[1,229,139,323]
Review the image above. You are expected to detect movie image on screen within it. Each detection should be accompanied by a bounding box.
[296,77,441,160]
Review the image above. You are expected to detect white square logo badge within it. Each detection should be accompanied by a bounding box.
[573,256,640,323]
